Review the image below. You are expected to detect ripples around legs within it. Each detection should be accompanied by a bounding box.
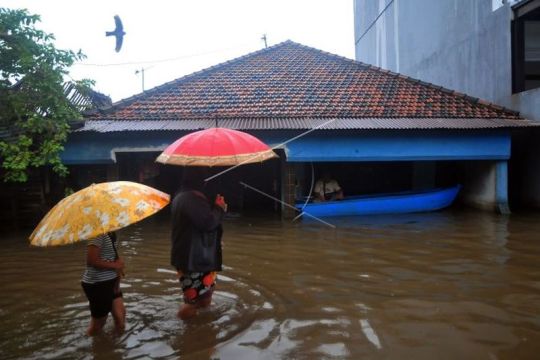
[1,211,540,359]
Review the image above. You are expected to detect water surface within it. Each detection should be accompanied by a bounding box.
[1,210,540,359]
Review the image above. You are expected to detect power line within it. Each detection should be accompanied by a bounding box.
[74,44,252,67]
[355,0,395,45]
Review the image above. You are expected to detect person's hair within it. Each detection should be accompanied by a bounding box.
[181,167,209,191]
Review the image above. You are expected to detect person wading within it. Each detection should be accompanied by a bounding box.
[170,168,227,320]
[81,231,125,335]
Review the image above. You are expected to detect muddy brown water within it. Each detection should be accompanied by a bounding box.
[1,210,540,359]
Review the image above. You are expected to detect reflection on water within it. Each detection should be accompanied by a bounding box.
[1,210,540,359]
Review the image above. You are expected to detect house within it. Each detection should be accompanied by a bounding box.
[353,0,540,208]
[62,41,535,216]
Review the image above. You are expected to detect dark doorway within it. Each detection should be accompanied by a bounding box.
[115,151,281,214]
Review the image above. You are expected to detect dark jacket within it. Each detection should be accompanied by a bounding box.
[170,189,224,272]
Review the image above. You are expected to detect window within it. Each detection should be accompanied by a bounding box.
[512,0,540,93]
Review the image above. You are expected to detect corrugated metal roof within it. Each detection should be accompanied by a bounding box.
[77,118,539,133]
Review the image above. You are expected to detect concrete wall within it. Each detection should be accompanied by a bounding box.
[509,87,540,120]
[354,0,540,208]
[460,161,497,211]
[354,0,514,110]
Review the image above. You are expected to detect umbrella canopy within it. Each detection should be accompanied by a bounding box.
[155,127,278,166]
[29,181,170,247]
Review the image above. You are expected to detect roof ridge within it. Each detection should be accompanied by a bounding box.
[284,41,369,68]
[86,41,524,122]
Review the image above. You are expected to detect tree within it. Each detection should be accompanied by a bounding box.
[0,8,93,182]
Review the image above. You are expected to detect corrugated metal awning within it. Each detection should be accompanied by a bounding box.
[76,117,538,133]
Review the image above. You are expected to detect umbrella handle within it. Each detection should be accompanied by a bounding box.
[110,233,125,277]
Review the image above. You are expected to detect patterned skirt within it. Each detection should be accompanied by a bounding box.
[179,271,217,304]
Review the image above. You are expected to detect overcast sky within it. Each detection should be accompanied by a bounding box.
[4,0,355,102]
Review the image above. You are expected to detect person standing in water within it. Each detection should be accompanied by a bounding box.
[170,168,227,320]
[81,232,125,335]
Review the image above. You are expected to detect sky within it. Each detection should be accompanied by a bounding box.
[4,0,355,103]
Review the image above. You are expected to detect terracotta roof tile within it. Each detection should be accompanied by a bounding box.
[86,40,523,124]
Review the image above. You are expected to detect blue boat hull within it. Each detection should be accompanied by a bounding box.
[296,185,461,217]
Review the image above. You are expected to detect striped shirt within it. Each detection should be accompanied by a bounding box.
[81,233,118,284]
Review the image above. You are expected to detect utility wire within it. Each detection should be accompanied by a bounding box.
[355,0,395,45]
[240,181,336,228]
[74,44,252,67]
[204,118,337,182]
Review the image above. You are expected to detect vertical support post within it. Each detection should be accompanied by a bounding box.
[107,164,119,181]
[496,160,510,214]
[281,161,297,219]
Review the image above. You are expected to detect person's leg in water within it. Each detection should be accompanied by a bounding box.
[177,292,213,319]
[197,293,213,309]
[178,272,216,320]
[112,296,126,334]
[178,303,198,320]
[111,277,125,334]
[87,315,108,336]
[82,279,116,336]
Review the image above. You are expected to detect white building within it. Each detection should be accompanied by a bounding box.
[354,0,540,208]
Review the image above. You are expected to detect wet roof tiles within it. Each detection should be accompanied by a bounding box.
[82,40,534,131]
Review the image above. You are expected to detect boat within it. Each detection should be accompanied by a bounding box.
[295,185,461,217]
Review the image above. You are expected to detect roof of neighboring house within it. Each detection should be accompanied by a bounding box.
[510,0,533,9]
[64,83,112,113]
[1,82,112,142]
[81,40,536,132]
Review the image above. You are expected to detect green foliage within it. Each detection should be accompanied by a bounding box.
[0,7,92,182]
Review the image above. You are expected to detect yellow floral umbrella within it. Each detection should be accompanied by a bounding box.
[29,181,170,247]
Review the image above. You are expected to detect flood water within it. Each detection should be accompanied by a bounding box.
[1,209,540,359]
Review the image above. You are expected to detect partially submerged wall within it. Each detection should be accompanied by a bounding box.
[461,161,496,211]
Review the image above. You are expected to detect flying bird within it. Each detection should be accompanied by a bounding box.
[105,15,125,52]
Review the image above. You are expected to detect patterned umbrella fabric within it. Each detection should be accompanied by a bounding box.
[29,181,170,247]
[155,127,278,166]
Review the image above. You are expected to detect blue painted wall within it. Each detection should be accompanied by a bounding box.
[62,132,184,164]
[279,130,510,162]
[62,130,511,164]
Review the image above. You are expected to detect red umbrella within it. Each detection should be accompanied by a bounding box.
[156,127,278,166]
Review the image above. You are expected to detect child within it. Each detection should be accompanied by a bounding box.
[81,232,125,335]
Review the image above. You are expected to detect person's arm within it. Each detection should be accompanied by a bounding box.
[86,245,124,271]
[332,180,344,199]
[314,181,325,201]
[184,194,225,231]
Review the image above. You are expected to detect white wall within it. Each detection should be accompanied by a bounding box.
[354,0,540,208]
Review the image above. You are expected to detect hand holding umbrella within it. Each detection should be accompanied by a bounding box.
[29,181,170,336]
[215,194,227,212]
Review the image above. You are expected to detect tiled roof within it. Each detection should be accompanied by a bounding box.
[85,40,532,130]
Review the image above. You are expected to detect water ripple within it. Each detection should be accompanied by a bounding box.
[1,212,540,359]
